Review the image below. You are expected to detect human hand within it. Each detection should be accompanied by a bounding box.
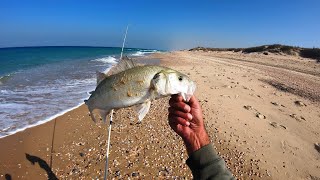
[168,95,210,155]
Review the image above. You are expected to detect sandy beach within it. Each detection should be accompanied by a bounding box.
[1,51,320,179]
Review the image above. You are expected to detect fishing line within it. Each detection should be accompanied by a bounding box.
[120,25,129,60]
[104,25,129,180]
[50,118,57,169]
[104,109,113,180]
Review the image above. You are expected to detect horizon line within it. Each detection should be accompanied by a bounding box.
[0,45,164,51]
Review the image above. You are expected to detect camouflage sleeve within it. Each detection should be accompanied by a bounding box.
[186,143,235,180]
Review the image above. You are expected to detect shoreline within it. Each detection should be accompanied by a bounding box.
[0,102,85,139]
[0,47,161,140]
[0,54,161,139]
[1,51,319,179]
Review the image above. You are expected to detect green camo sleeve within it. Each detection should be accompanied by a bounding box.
[186,143,234,180]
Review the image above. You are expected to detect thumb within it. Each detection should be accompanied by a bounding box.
[188,96,201,109]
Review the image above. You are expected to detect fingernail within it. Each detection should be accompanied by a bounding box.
[187,113,193,120]
[186,121,190,126]
[184,105,190,112]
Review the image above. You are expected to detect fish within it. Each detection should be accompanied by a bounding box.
[85,57,196,123]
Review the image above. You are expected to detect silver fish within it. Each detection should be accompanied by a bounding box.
[85,58,196,123]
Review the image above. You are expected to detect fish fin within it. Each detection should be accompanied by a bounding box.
[85,99,96,122]
[107,56,136,76]
[96,71,107,85]
[134,101,151,122]
[99,109,111,123]
[88,107,97,123]
[87,91,94,95]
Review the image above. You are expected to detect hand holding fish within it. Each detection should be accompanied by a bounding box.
[168,95,210,155]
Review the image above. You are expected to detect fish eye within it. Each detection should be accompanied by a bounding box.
[178,76,183,81]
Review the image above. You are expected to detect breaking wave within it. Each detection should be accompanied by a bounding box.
[91,56,118,64]
[131,49,159,56]
[0,47,161,138]
[0,73,15,85]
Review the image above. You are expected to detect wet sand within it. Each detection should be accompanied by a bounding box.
[1,51,320,179]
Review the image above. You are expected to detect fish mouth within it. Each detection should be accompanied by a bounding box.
[180,82,196,102]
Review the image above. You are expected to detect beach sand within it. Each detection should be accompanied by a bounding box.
[1,51,320,179]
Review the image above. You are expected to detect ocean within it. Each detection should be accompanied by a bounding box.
[0,46,159,138]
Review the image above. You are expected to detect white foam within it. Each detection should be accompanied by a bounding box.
[0,49,160,138]
[0,90,10,94]
[92,56,118,64]
[0,73,15,85]
[131,51,145,56]
[0,77,96,138]
[131,50,159,56]
[0,103,30,108]
[102,66,113,74]
[0,102,85,139]
[140,49,158,52]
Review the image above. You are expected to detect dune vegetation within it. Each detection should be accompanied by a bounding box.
[189,44,320,62]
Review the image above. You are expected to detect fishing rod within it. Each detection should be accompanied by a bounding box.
[104,25,129,180]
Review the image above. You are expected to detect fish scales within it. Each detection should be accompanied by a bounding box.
[85,64,196,122]
[89,66,164,109]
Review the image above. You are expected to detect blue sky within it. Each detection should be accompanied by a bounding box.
[1,0,319,50]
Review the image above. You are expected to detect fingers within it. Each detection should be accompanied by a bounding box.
[170,94,184,102]
[169,98,191,113]
[188,95,201,109]
[168,113,190,126]
[169,96,183,107]
[168,107,193,121]
[171,102,191,112]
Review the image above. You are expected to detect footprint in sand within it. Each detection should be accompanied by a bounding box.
[220,94,239,99]
[269,122,287,130]
[271,102,286,107]
[243,105,267,119]
[256,113,266,119]
[243,105,253,111]
[281,140,299,155]
[294,100,307,107]
[223,85,233,88]
[270,122,278,128]
[289,114,306,122]
[315,143,320,153]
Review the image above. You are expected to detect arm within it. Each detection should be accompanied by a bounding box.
[168,95,234,180]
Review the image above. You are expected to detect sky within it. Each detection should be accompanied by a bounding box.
[0,0,320,50]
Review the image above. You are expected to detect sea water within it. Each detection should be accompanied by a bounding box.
[0,46,159,138]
